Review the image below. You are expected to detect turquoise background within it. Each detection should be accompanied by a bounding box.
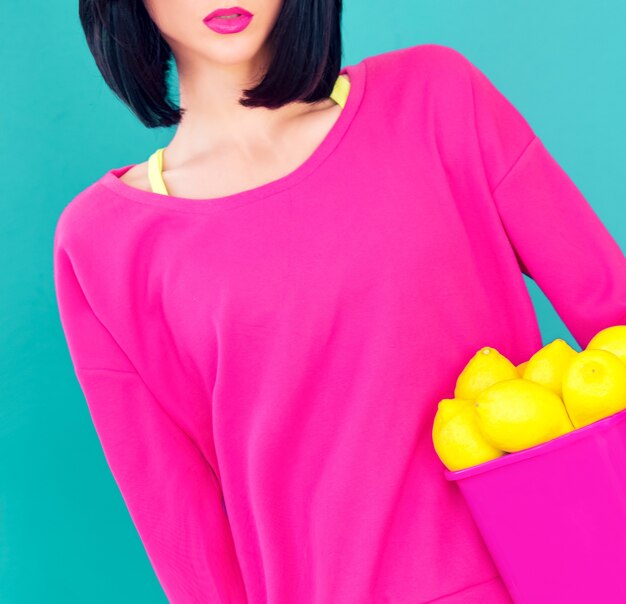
[2,1,625,602]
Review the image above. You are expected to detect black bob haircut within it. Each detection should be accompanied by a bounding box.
[79,0,344,129]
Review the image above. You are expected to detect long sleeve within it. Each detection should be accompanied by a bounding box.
[466,54,626,349]
[53,224,248,603]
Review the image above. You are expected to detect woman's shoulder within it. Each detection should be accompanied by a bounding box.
[359,42,478,116]
[117,161,151,192]
[54,159,151,257]
[358,43,477,127]
[365,42,475,84]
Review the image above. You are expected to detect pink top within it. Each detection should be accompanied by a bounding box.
[53,43,626,603]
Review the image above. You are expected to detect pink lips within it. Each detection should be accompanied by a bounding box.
[203,6,253,34]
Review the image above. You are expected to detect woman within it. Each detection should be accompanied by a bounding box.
[53,1,626,602]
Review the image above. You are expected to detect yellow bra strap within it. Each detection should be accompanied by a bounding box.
[148,73,351,195]
[330,73,350,109]
[147,147,168,195]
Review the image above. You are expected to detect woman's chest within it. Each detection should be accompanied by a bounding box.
[152,162,526,362]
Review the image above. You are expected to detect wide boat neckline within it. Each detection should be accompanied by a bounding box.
[99,59,367,214]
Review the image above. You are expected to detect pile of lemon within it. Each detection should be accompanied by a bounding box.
[432,325,626,472]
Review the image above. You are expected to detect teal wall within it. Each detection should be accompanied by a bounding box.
[2,1,624,602]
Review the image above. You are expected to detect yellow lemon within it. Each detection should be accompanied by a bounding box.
[454,347,519,401]
[516,360,529,376]
[586,324,626,367]
[561,348,626,428]
[432,397,506,471]
[435,398,474,422]
[475,378,574,452]
[522,338,578,396]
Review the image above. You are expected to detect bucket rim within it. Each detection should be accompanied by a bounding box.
[443,406,626,481]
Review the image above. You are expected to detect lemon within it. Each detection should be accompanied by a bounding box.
[516,360,529,376]
[474,378,574,452]
[435,398,474,422]
[522,338,578,396]
[432,397,506,471]
[454,347,519,401]
[586,325,626,366]
[561,348,626,428]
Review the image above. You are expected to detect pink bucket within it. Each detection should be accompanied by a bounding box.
[445,406,626,604]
